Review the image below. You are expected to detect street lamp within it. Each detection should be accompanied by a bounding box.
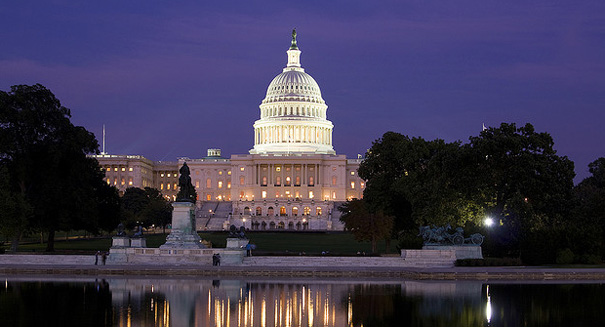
[484,217,494,227]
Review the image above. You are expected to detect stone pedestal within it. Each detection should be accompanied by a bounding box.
[226,238,249,249]
[422,245,483,260]
[161,201,205,249]
[112,236,130,248]
[131,237,147,248]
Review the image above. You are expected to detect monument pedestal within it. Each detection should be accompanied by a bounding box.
[161,201,205,249]
[131,237,147,248]
[108,236,130,264]
[422,245,483,260]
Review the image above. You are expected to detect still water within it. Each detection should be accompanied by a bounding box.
[0,276,604,327]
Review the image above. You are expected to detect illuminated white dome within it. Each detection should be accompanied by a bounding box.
[250,30,335,155]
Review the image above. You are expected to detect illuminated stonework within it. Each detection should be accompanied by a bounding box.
[250,34,335,155]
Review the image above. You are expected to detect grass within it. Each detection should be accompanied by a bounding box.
[12,231,398,255]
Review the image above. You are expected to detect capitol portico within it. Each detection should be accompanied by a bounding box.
[94,31,364,231]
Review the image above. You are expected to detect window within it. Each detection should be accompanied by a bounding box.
[218,181,223,188]
[240,176,245,185]
[309,191,314,199]
[228,171,231,175]
[350,171,355,175]
[240,167,245,171]
[206,194,211,201]
[256,207,262,216]
[161,173,165,177]
[276,167,281,172]
[114,168,118,172]
[316,207,322,216]
[280,206,287,216]
[351,181,355,189]
[128,178,133,186]
[206,178,211,188]
[106,167,110,172]
[262,191,267,199]
[332,191,336,199]
[268,207,274,216]
[240,191,245,199]
[361,182,365,189]
[244,207,251,215]
[309,176,314,186]
[276,176,281,186]
[114,178,117,185]
[262,176,267,186]
[285,176,291,186]
[160,183,164,190]
[167,183,171,190]
[304,207,311,215]
[121,167,126,172]
[332,176,337,186]
[292,207,298,216]
[332,166,336,171]
[196,180,200,188]
[121,178,125,185]
[295,176,300,185]
[227,182,231,189]
[167,173,171,177]
[219,171,223,175]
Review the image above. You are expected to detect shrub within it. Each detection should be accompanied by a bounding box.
[579,254,602,265]
[555,248,575,264]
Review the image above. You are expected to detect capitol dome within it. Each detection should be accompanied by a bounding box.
[250,30,335,155]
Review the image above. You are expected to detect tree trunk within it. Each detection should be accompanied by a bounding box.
[10,231,21,252]
[46,229,56,252]
[371,237,377,254]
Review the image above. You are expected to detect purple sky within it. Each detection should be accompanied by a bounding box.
[2,1,604,182]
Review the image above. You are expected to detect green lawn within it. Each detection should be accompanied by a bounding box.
[13,232,398,255]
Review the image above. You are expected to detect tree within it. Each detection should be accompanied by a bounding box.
[462,123,575,262]
[571,158,605,260]
[121,187,172,232]
[339,199,394,253]
[0,84,118,251]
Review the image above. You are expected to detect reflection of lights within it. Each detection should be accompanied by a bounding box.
[347,295,353,326]
[486,285,492,323]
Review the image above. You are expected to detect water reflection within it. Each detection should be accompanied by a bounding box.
[1,277,604,326]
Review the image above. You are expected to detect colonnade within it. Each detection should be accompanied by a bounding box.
[261,105,325,119]
[255,125,332,145]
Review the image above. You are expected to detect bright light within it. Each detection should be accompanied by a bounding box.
[484,217,494,227]
[486,285,492,323]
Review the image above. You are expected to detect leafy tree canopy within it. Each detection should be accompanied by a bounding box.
[121,187,172,231]
[339,199,394,253]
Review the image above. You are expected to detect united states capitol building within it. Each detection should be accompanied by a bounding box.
[93,32,365,231]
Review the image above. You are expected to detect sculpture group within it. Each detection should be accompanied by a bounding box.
[418,225,484,246]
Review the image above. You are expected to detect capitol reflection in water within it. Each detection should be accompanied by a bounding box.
[108,278,483,327]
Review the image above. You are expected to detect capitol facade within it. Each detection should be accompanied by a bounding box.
[93,32,365,231]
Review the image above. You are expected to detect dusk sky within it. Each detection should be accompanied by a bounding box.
[2,1,604,182]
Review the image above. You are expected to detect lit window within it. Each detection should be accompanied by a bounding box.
[173,183,177,190]
[285,176,291,185]
[228,171,231,175]
[304,207,311,215]
[121,167,125,172]
[206,178,211,188]
[161,183,164,190]
[196,180,200,188]
[240,167,245,171]
[262,191,267,199]
[286,167,291,171]
[262,176,267,186]
[309,176,314,186]
[332,191,337,199]
[167,173,171,178]
[332,176,337,186]
[113,178,117,185]
[276,167,281,172]
[129,167,133,172]
[106,167,110,172]
[350,171,355,175]
[195,170,200,175]
[276,176,281,186]
[167,183,171,190]
[361,182,365,188]
[219,171,223,175]
[114,168,118,172]
[106,179,110,185]
[292,207,298,216]
[206,194,211,201]
[240,191,245,199]
[316,207,322,215]
[296,176,300,185]
[227,182,231,189]
[351,182,355,189]
[218,181,223,188]
[240,176,245,185]
[309,191,314,198]
[161,173,165,177]
[128,178,133,186]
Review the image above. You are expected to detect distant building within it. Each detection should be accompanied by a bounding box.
[93,32,364,231]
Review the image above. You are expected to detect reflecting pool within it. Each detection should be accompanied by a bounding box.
[1,276,604,326]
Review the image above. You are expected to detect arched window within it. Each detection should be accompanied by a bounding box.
[332,176,337,186]
[309,176,314,186]
[256,207,262,216]
[269,221,276,230]
[288,222,294,230]
[278,221,285,229]
[316,207,322,216]
[304,207,311,215]
[280,206,287,216]
[276,176,281,186]
[261,221,267,230]
[295,176,300,186]
[267,207,274,216]
[285,176,291,186]
[262,176,267,186]
[243,207,250,215]
[292,207,298,216]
